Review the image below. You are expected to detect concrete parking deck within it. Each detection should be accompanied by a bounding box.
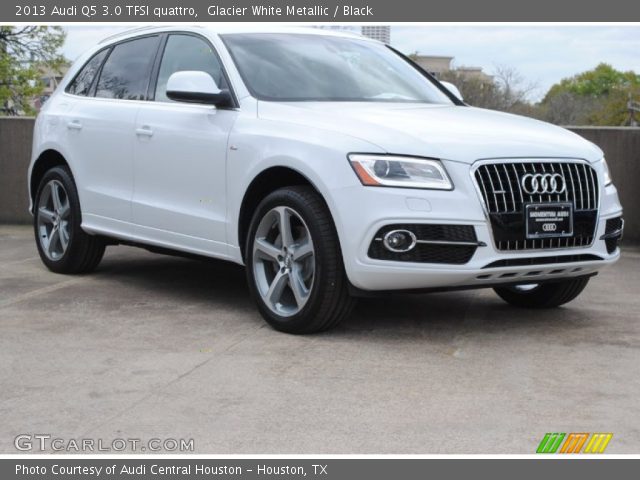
[1,225,639,454]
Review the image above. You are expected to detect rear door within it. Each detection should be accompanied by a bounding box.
[132,33,238,256]
[64,35,160,227]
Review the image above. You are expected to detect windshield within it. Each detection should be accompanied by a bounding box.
[221,33,453,104]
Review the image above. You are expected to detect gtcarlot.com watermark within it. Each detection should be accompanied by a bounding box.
[15,434,194,452]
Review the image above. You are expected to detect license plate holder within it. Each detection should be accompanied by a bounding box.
[525,203,573,239]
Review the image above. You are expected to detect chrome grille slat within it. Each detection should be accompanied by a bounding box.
[586,164,593,210]
[476,168,491,213]
[511,164,524,205]
[549,163,557,203]
[576,163,585,210]
[540,162,551,202]
[587,163,598,208]
[559,163,570,202]
[588,165,597,211]
[492,165,507,212]
[484,167,499,213]
[502,164,516,212]
[537,166,544,202]
[567,163,578,209]
[474,161,599,252]
[578,165,591,210]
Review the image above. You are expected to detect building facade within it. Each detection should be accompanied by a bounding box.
[413,54,493,82]
[361,26,391,44]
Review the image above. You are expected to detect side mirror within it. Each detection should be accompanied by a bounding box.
[166,71,231,106]
[440,81,464,102]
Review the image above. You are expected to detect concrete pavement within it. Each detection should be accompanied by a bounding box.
[1,225,639,453]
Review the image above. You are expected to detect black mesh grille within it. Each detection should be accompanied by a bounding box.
[604,217,624,254]
[375,224,478,243]
[368,224,478,264]
[605,217,623,234]
[474,161,599,251]
[369,243,476,264]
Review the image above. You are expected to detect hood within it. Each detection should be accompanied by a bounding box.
[257,102,603,164]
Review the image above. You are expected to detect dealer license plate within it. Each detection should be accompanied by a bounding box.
[525,203,573,239]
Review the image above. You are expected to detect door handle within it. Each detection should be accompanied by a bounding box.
[67,120,82,131]
[135,126,154,138]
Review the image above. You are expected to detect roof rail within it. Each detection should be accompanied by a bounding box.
[98,26,160,44]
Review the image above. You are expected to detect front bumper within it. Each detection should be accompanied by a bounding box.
[332,159,623,291]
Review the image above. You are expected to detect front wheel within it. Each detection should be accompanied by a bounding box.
[245,186,355,334]
[493,276,591,309]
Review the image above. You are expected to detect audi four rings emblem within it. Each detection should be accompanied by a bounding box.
[521,173,567,195]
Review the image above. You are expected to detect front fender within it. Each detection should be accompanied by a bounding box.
[226,116,384,263]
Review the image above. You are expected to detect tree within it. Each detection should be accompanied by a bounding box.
[493,65,538,111]
[540,63,640,126]
[0,26,66,115]
[439,64,537,114]
[538,91,596,126]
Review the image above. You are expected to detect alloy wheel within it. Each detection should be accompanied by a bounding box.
[252,206,315,317]
[37,179,71,261]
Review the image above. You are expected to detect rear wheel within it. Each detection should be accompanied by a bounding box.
[493,276,590,309]
[34,166,105,274]
[245,186,355,334]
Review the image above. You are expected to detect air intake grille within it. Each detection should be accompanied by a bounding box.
[604,216,624,254]
[474,161,599,251]
[368,224,478,264]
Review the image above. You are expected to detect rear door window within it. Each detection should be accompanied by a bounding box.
[95,36,160,101]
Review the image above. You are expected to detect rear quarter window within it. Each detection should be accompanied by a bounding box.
[66,48,109,96]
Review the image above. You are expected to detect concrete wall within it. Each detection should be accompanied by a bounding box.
[0,118,638,242]
[569,127,640,243]
[0,118,34,224]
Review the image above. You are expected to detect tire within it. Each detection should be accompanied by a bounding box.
[493,276,590,309]
[33,166,105,274]
[245,186,355,334]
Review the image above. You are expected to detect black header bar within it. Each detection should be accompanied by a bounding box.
[4,0,640,22]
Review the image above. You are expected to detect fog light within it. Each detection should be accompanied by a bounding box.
[382,230,417,253]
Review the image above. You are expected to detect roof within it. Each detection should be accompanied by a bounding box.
[98,25,370,45]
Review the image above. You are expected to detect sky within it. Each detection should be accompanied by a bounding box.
[62,25,640,101]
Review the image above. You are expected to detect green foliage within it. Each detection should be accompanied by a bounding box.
[541,63,640,126]
[0,26,67,115]
[545,63,640,98]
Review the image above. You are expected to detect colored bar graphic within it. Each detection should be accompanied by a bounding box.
[537,433,566,453]
[560,433,589,453]
[584,433,613,454]
[537,433,613,454]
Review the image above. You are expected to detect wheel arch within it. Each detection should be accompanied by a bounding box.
[237,166,331,262]
[30,149,73,213]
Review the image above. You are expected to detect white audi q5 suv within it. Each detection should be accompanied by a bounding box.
[29,26,624,333]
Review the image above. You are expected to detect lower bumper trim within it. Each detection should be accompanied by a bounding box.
[348,272,598,297]
[483,254,604,269]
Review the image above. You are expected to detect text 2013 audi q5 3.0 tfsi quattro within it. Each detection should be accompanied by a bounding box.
[29,27,624,333]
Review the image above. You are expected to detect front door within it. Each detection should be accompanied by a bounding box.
[132,33,237,257]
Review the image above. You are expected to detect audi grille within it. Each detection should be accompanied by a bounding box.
[474,161,599,251]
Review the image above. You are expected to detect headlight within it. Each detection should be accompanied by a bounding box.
[601,157,613,186]
[348,154,453,190]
